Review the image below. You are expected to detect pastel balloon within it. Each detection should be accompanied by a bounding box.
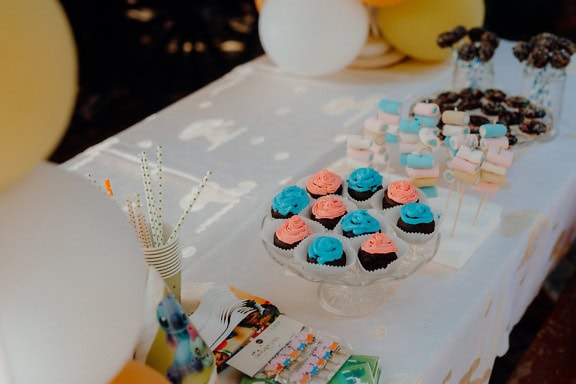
[0,0,77,192]
[377,0,485,61]
[255,0,265,12]
[258,0,369,76]
[0,163,147,384]
[110,360,171,384]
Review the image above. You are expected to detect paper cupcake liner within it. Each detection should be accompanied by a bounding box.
[332,208,389,239]
[386,205,441,244]
[261,215,327,259]
[293,233,356,279]
[348,230,408,276]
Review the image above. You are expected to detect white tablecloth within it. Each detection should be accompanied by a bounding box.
[62,41,576,383]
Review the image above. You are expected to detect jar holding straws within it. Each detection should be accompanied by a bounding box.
[513,32,575,124]
[437,26,499,91]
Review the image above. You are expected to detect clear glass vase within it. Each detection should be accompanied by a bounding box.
[521,64,566,122]
[452,56,495,91]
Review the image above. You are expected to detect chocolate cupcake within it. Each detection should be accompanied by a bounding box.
[271,185,310,219]
[306,169,343,199]
[273,215,312,250]
[346,167,383,202]
[306,236,346,267]
[310,195,347,230]
[340,209,381,238]
[396,203,436,234]
[382,179,419,209]
[357,232,398,272]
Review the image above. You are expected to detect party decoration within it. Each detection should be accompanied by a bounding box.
[110,360,171,384]
[376,0,485,61]
[258,0,369,76]
[0,162,147,384]
[0,0,77,191]
[254,0,265,12]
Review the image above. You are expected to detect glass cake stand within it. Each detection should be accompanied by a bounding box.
[261,216,441,317]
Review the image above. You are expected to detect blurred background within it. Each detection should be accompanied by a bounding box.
[49,0,576,163]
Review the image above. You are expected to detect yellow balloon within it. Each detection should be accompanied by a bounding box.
[362,0,407,7]
[109,360,171,384]
[255,0,265,12]
[0,0,77,191]
[377,0,485,61]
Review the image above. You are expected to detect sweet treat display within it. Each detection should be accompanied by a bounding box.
[357,232,398,272]
[346,167,383,201]
[418,86,553,147]
[271,185,310,219]
[396,203,436,234]
[306,236,347,267]
[310,195,347,230]
[273,215,312,250]
[513,32,574,123]
[346,135,373,171]
[382,179,419,209]
[340,209,381,238]
[306,169,343,199]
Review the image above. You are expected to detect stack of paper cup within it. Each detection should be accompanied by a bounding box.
[142,223,182,302]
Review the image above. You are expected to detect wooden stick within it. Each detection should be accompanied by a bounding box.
[472,192,488,227]
[444,178,456,212]
[450,182,466,237]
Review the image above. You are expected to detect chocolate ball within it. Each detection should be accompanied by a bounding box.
[482,31,499,48]
[452,25,468,40]
[478,41,495,62]
[550,49,571,68]
[528,47,550,68]
[458,42,478,61]
[437,31,458,48]
[533,32,559,50]
[557,37,576,55]
[467,27,486,42]
[513,41,532,62]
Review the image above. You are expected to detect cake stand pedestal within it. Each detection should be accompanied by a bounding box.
[318,282,386,317]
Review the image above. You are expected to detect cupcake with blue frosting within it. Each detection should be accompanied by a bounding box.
[346,167,383,202]
[271,185,310,219]
[340,209,382,238]
[396,203,436,234]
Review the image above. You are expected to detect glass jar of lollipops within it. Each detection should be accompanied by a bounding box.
[437,26,499,91]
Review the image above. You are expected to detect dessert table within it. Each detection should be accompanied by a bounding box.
[61,40,576,383]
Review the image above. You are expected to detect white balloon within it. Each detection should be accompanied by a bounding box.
[0,162,147,384]
[258,0,369,77]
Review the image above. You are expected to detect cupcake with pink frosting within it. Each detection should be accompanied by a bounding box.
[357,232,398,271]
[310,195,348,230]
[381,179,420,209]
[273,215,313,250]
[306,169,343,199]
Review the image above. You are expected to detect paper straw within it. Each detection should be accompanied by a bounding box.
[126,196,137,237]
[135,193,152,248]
[167,170,212,244]
[155,146,164,244]
[140,152,161,247]
[103,179,114,198]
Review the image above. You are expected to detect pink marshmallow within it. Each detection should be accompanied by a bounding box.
[377,111,401,125]
[486,146,513,168]
[347,147,373,163]
[480,136,509,151]
[364,116,386,134]
[413,102,440,117]
[449,156,480,174]
[406,162,440,178]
